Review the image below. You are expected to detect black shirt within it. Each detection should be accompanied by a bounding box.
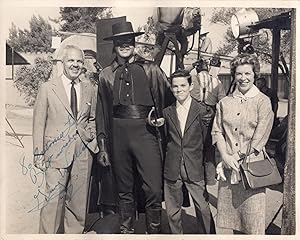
[113,62,153,106]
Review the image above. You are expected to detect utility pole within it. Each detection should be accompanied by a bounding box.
[281,8,295,235]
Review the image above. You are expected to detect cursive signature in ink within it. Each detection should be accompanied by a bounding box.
[42,115,76,155]
[28,180,73,213]
[19,154,45,188]
[21,115,93,213]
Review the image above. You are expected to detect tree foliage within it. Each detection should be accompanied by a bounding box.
[57,7,113,33]
[210,8,291,63]
[8,23,19,48]
[14,57,53,105]
[137,16,157,43]
[7,15,53,52]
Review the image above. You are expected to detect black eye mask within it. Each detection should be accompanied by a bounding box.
[114,37,135,47]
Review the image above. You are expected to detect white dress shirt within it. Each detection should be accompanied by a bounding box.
[176,95,192,137]
[61,74,81,110]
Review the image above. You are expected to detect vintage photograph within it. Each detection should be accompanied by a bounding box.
[1,0,297,238]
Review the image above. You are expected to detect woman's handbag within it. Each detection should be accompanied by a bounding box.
[240,146,282,190]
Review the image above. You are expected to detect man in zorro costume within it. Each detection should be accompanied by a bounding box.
[95,21,174,234]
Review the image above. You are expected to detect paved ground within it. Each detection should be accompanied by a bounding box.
[4,105,284,235]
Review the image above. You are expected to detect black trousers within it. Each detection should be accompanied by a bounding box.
[112,118,162,210]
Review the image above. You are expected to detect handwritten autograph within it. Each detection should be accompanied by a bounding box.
[20,155,75,213]
[20,115,93,213]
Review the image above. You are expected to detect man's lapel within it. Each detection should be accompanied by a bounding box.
[167,104,182,138]
[51,77,74,118]
[184,99,200,134]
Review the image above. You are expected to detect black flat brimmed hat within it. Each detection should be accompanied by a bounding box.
[103,21,144,41]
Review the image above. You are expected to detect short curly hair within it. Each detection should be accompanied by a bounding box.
[230,53,260,81]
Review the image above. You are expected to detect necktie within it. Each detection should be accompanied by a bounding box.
[70,81,78,118]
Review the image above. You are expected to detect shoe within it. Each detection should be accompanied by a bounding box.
[102,204,116,217]
[145,208,161,234]
[120,225,134,234]
[119,202,135,234]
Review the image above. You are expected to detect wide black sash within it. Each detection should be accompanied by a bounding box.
[113,105,152,119]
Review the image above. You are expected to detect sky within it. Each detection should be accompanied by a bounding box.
[2,6,227,53]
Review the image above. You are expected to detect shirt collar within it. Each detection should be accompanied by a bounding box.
[176,95,192,110]
[111,60,120,72]
[61,74,81,85]
[111,55,137,72]
[233,85,259,100]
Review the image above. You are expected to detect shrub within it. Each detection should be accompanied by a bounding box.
[14,57,52,106]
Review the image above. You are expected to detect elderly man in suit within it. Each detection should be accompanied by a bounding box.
[33,45,99,234]
[163,69,216,234]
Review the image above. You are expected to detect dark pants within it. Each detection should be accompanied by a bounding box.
[164,162,216,234]
[156,27,188,58]
[112,118,162,210]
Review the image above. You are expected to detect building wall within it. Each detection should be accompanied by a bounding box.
[6,80,30,107]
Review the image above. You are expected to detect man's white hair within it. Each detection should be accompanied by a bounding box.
[61,45,85,61]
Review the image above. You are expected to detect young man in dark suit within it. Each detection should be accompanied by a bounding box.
[163,69,216,234]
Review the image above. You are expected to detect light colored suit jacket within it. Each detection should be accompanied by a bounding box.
[33,75,99,169]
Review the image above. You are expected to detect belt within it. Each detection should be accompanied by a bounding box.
[113,105,152,119]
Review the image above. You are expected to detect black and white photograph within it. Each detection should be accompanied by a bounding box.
[0,0,298,239]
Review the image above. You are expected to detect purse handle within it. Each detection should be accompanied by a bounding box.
[244,140,252,170]
[244,139,272,170]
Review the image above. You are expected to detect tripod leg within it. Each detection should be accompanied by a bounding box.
[6,117,24,148]
[154,37,170,66]
[170,36,184,70]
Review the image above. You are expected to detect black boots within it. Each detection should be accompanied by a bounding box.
[119,202,135,234]
[145,208,161,234]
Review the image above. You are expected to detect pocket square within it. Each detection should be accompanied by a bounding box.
[86,102,92,106]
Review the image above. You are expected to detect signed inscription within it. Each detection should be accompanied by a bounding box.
[20,115,92,213]
[19,155,74,213]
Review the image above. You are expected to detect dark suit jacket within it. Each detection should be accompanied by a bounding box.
[163,98,212,182]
